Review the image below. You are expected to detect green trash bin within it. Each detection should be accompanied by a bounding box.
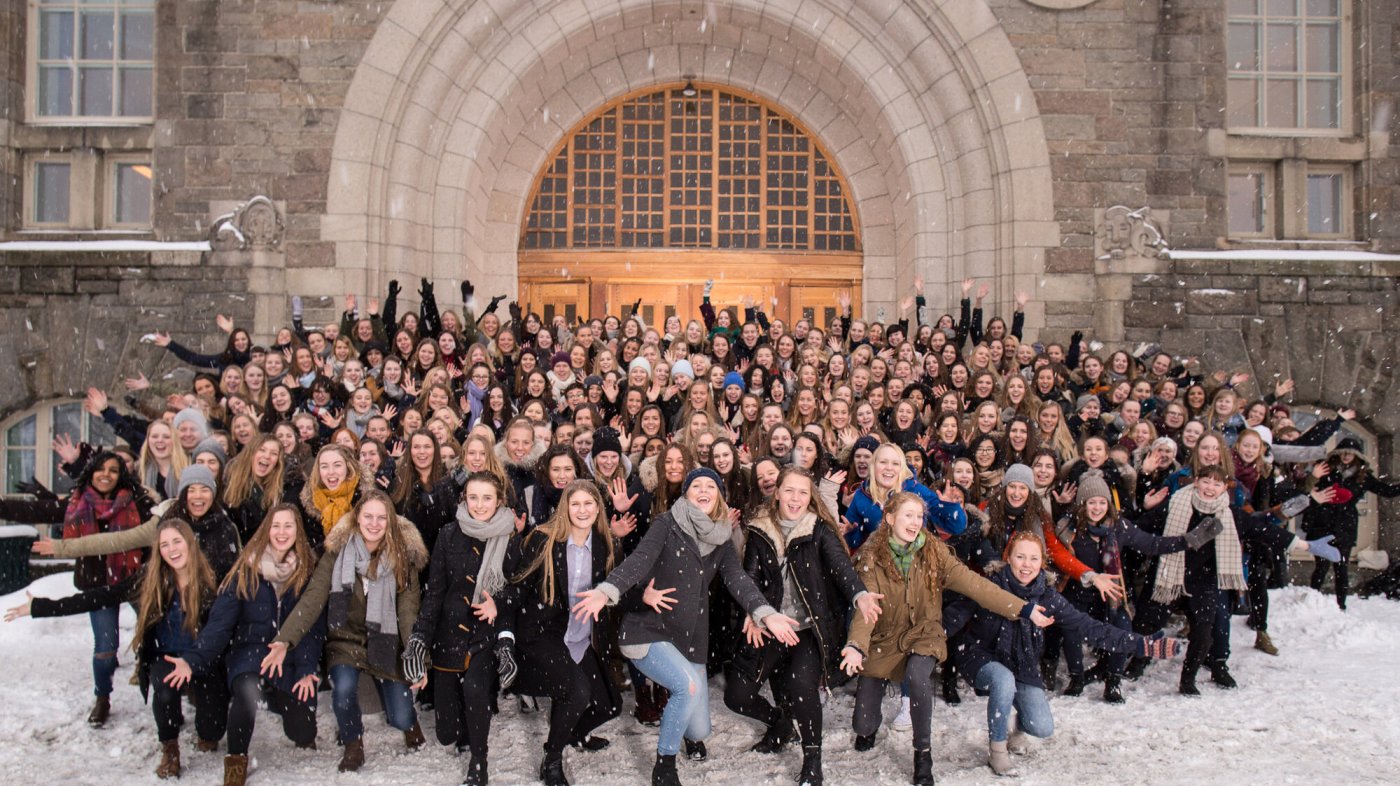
[0,525,39,595]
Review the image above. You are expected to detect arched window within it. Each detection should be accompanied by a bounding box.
[1,401,116,497]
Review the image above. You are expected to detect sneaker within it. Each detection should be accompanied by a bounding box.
[890,697,912,731]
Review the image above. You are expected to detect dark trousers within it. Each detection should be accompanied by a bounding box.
[432,652,496,756]
[1135,585,1228,671]
[226,672,317,755]
[532,646,622,753]
[1061,587,1134,675]
[853,654,938,751]
[1311,559,1350,607]
[150,657,231,744]
[723,629,825,746]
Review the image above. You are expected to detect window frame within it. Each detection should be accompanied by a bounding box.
[105,154,155,229]
[23,152,75,228]
[1226,161,1277,239]
[1,400,117,499]
[25,0,157,126]
[1302,163,1351,238]
[1224,0,1352,137]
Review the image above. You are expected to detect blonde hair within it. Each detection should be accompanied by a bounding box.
[221,504,315,600]
[868,442,914,508]
[515,480,616,605]
[138,419,189,496]
[222,434,284,510]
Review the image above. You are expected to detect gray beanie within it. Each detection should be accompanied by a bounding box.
[629,357,653,376]
[192,437,227,467]
[1076,393,1099,413]
[176,464,218,498]
[1003,463,1035,490]
[1076,469,1113,505]
[172,408,210,439]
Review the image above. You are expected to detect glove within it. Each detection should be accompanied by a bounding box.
[460,280,475,303]
[495,638,519,691]
[401,636,429,685]
[291,295,303,320]
[632,298,642,315]
[16,477,58,501]
[509,301,523,323]
[388,279,401,299]
[486,294,506,314]
[1070,330,1084,348]
[1138,631,1184,659]
[703,279,714,298]
[1306,535,1342,563]
[419,279,435,298]
[1183,515,1223,550]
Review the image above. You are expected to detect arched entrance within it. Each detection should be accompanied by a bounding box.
[518,83,861,329]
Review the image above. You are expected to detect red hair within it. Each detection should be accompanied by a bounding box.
[1002,530,1047,563]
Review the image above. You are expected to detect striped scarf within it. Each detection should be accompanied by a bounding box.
[1151,487,1246,603]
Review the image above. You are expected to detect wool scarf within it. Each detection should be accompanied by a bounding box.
[312,475,359,534]
[994,566,1046,684]
[888,530,927,578]
[329,532,400,674]
[670,497,732,557]
[258,545,298,596]
[455,505,516,603]
[1151,487,1246,603]
[65,487,144,587]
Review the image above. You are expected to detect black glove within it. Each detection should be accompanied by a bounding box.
[1184,515,1223,550]
[632,298,642,315]
[486,294,506,314]
[1070,330,1084,348]
[508,301,522,323]
[16,477,57,501]
[461,280,475,302]
[388,279,402,299]
[402,636,429,684]
[495,638,519,691]
[419,279,435,298]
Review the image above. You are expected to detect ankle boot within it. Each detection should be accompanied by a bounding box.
[912,748,934,786]
[338,738,365,773]
[88,696,111,728]
[797,744,823,785]
[853,732,877,752]
[1062,673,1085,696]
[1124,655,1150,680]
[751,713,796,753]
[404,721,427,750]
[461,754,488,786]
[988,739,1016,776]
[635,682,663,727]
[1254,631,1279,656]
[683,739,707,762]
[652,753,682,786]
[196,738,219,753]
[1210,660,1238,689]
[1179,666,1201,696]
[1103,675,1125,704]
[155,740,181,779]
[222,754,248,786]
[540,750,568,786]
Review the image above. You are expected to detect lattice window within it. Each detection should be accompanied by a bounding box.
[521,84,860,253]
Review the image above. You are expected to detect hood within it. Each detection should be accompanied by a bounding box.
[584,452,634,481]
[638,455,659,492]
[323,507,430,570]
[495,438,547,472]
[746,510,819,551]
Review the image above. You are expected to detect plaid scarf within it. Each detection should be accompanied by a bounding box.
[65,488,144,588]
[1152,487,1246,603]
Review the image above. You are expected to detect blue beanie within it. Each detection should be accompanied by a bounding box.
[723,371,745,390]
[681,467,725,503]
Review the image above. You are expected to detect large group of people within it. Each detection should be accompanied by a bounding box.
[1,275,1387,786]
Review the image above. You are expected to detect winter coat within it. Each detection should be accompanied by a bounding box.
[945,566,1140,689]
[1303,467,1400,549]
[275,511,429,681]
[586,455,652,554]
[184,576,326,693]
[409,521,500,671]
[495,439,547,515]
[845,477,968,551]
[394,469,467,561]
[846,536,1025,682]
[730,511,866,683]
[49,501,243,581]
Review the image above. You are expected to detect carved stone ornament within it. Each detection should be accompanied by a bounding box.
[209,196,284,251]
[1096,205,1169,261]
[1022,0,1099,9]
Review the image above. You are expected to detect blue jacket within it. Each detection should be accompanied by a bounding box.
[184,578,326,692]
[844,477,967,551]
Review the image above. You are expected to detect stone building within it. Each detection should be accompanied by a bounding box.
[1,0,1398,549]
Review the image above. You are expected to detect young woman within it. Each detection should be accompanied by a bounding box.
[723,468,881,786]
[496,480,624,786]
[138,419,189,500]
[177,505,323,786]
[390,431,467,565]
[269,491,429,772]
[300,444,371,549]
[572,468,802,786]
[840,492,1054,786]
[948,531,1184,775]
[10,518,226,779]
[221,434,289,543]
[844,442,967,551]
[1304,436,1400,610]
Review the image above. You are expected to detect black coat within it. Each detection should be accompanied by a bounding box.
[1303,468,1400,549]
[394,470,466,560]
[411,523,498,670]
[184,577,326,693]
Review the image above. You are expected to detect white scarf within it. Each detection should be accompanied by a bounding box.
[1151,487,1246,603]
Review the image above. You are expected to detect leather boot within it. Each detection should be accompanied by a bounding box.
[912,748,934,786]
[196,738,219,753]
[751,713,796,754]
[684,739,707,762]
[404,721,427,750]
[461,754,487,786]
[338,738,365,773]
[155,740,181,779]
[88,696,111,728]
[1103,675,1125,704]
[652,753,681,786]
[1179,665,1201,696]
[797,744,823,785]
[635,681,662,727]
[1210,660,1238,689]
[1062,673,1085,697]
[1254,631,1279,656]
[540,751,569,786]
[853,733,877,752]
[222,754,248,786]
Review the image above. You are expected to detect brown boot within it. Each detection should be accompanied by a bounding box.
[223,754,248,786]
[1254,631,1279,656]
[338,738,365,773]
[87,696,111,728]
[404,722,426,751]
[155,740,181,779]
[196,738,219,753]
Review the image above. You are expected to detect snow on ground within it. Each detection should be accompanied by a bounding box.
[1,573,1398,785]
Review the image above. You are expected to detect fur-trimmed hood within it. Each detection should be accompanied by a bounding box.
[322,508,430,571]
[638,455,659,492]
[495,438,547,473]
[745,509,820,552]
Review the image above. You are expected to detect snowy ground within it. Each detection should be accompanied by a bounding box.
[1,573,1398,785]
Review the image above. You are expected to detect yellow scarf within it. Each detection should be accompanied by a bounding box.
[313,475,359,534]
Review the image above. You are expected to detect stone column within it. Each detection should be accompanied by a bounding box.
[208,196,287,340]
[1093,206,1170,342]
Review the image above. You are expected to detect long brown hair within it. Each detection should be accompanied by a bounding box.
[651,443,696,515]
[132,518,216,649]
[351,490,415,591]
[221,504,316,600]
[391,431,445,509]
[855,491,939,591]
[515,480,616,605]
[760,467,840,535]
[222,434,285,510]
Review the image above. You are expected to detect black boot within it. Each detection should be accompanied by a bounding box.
[797,745,823,786]
[1062,673,1085,697]
[1210,660,1238,689]
[853,733,877,753]
[652,753,682,786]
[1039,657,1058,692]
[540,751,569,786]
[1085,659,1109,684]
[941,662,961,705]
[1124,656,1150,680]
[1103,675,1125,704]
[460,754,488,786]
[1179,666,1201,697]
[684,739,707,762]
[751,713,796,754]
[912,748,934,786]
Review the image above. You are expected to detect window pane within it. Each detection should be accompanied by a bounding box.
[115,162,153,224]
[34,163,71,223]
[1266,78,1299,126]
[80,11,115,60]
[38,66,74,116]
[119,11,153,60]
[6,416,36,448]
[1306,0,1338,16]
[1228,0,1259,13]
[1227,78,1260,126]
[86,412,117,449]
[1229,172,1266,234]
[5,449,36,495]
[79,66,113,115]
[119,66,152,116]
[1267,0,1297,14]
[1266,23,1298,72]
[39,10,74,59]
[50,404,83,494]
[1228,23,1259,71]
[1307,173,1341,233]
[1306,23,1338,72]
[1306,78,1339,128]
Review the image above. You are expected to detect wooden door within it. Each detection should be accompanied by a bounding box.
[521,280,589,326]
[704,281,776,326]
[605,283,690,329]
[789,285,846,330]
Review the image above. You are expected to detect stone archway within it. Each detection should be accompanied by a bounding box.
[318,0,1059,331]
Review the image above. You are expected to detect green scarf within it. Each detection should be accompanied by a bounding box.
[888,531,927,578]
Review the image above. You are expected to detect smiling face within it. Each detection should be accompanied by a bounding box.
[268,509,299,555]
[872,445,905,490]
[685,475,720,517]
[567,487,599,532]
[158,527,191,572]
[317,450,348,490]
[184,483,215,518]
[890,499,924,544]
[663,448,687,484]
[90,457,122,496]
[1084,495,1110,523]
[1007,537,1044,585]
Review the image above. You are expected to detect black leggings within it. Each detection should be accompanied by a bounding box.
[537,647,622,753]
[723,630,825,746]
[150,657,231,744]
[1135,586,1223,671]
[1310,559,1350,607]
[853,655,938,750]
[226,672,317,755]
[432,652,496,756]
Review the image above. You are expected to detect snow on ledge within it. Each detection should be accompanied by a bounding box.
[1168,248,1400,262]
[0,240,210,253]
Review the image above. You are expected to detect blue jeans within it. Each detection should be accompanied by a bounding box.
[89,606,121,697]
[329,663,417,742]
[973,662,1053,742]
[631,641,709,756]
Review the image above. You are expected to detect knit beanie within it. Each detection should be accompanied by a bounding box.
[583,375,604,389]
[629,357,652,376]
[172,408,209,439]
[671,359,695,380]
[1076,469,1113,505]
[681,467,725,502]
[591,428,623,458]
[1076,393,1098,413]
[177,464,218,498]
[853,435,880,455]
[192,437,227,468]
[723,371,745,390]
[1003,463,1035,490]
[550,351,571,369]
